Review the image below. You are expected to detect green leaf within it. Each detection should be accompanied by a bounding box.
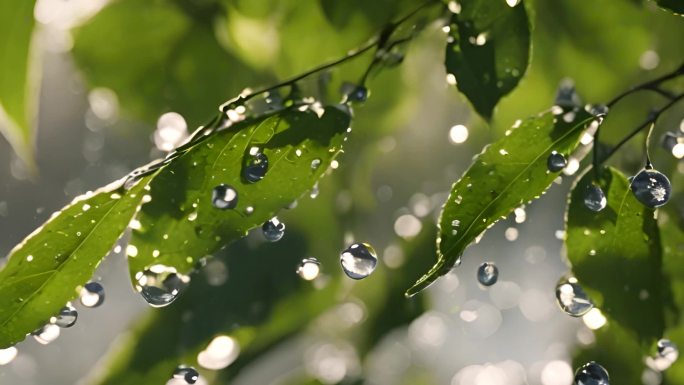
[652,0,684,16]
[445,0,531,119]
[0,176,152,348]
[0,0,38,168]
[406,107,594,297]
[566,167,666,344]
[127,105,350,287]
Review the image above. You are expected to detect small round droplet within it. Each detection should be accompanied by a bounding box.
[54,304,77,328]
[589,104,609,118]
[584,184,607,212]
[574,361,610,385]
[630,169,671,208]
[297,258,321,281]
[80,282,105,308]
[262,217,285,242]
[243,152,268,183]
[556,278,594,317]
[212,184,238,209]
[173,365,199,384]
[657,339,679,363]
[477,262,499,286]
[136,265,190,307]
[310,159,321,170]
[347,85,368,102]
[340,242,378,280]
[547,151,567,172]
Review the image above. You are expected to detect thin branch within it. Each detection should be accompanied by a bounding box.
[606,62,684,108]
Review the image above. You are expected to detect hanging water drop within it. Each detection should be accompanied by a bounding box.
[657,339,679,363]
[136,265,190,307]
[80,282,105,308]
[297,258,321,281]
[630,168,671,208]
[547,151,567,172]
[54,304,78,328]
[262,217,285,242]
[584,184,607,212]
[212,184,238,209]
[477,262,498,286]
[0,346,18,365]
[243,151,268,183]
[340,242,378,280]
[574,361,610,385]
[172,365,199,384]
[32,324,61,345]
[589,104,609,118]
[342,82,368,102]
[555,278,593,317]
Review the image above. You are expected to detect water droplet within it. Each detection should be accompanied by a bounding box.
[556,278,594,317]
[342,82,368,102]
[262,217,285,242]
[547,151,567,172]
[584,184,607,212]
[297,258,321,281]
[554,78,582,109]
[197,335,240,370]
[589,104,609,118]
[212,185,238,209]
[630,169,671,208]
[657,339,679,363]
[54,304,77,328]
[340,243,378,280]
[477,262,499,286]
[243,151,268,183]
[574,361,609,385]
[0,346,18,365]
[136,265,190,307]
[310,183,320,199]
[80,282,105,308]
[32,324,61,345]
[172,365,199,384]
[311,158,321,170]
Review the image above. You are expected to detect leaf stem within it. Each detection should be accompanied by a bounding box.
[606,62,684,108]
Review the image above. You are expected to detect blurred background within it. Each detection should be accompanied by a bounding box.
[0,0,683,384]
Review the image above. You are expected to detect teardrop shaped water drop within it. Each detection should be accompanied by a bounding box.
[136,265,190,307]
[574,361,609,385]
[262,217,285,242]
[297,258,321,281]
[80,281,105,308]
[555,278,593,317]
[340,242,378,280]
[243,150,268,183]
[584,184,607,212]
[477,262,498,286]
[54,304,78,328]
[212,184,238,209]
[547,151,567,172]
[657,339,679,363]
[172,365,199,384]
[32,324,60,345]
[630,168,671,208]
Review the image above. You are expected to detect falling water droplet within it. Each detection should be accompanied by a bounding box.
[212,185,238,209]
[340,243,378,280]
[243,151,268,183]
[657,339,679,363]
[547,151,567,172]
[54,304,78,328]
[80,282,105,308]
[136,265,190,307]
[172,365,199,384]
[574,361,610,385]
[556,278,594,317]
[630,169,671,208]
[584,184,607,212]
[477,262,499,286]
[32,324,61,345]
[297,258,321,281]
[262,217,285,242]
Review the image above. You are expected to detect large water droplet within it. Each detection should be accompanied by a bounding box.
[32,324,61,345]
[547,151,567,172]
[136,265,190,307]
[212,185,238,209]
[297,258,321,281]
[574,361,609,385]
[477,262,499,286]
[173,365,199,384]
[54,304,77,328]
[80,282,105,308]
[584,184,607,212]
[658,339,679,363]
[262,217,285,242]
[555,278,593,317]
[243,150,268,183]
[340,243,378,280]
[630,169,671,208]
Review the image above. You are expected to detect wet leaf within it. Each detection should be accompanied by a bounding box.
[406,107,593,297]
[445,0,531,119]
[652,0,684,16]
[127,105,350,287]
[566,167,666,344]
[0,176,152,348]
[0,0,38,168]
